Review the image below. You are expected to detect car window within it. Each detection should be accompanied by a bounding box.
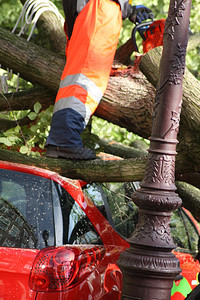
[51,181,102,245]
[0,169,54,249]
[84,182,199,254]
[83,182,139,238]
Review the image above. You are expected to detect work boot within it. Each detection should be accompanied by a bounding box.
[46,145,97,160]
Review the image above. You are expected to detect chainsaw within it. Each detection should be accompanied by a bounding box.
[132,18,165,53]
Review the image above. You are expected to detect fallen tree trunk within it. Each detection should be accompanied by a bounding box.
[0,148,146,182]
[1,27,199,141]
[0,148,199,189]
[0,27,63,92]
[1,72,155,138]
[0,27,199,186]
[0,145,199,218]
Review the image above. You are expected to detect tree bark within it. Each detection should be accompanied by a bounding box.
[0,148,146,183]
[115,38,136,65]
[0,27,63,92]
[1,87,55,112]
[98,138,148,158]
[176,181,200,222]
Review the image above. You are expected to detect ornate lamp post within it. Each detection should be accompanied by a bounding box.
[118,0,192,298]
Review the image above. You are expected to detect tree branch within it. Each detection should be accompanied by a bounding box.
[0,148,198,190]
[0,148,146,182]
[0,27,63,91]
[98,138,148,158]
[0,87,55,111]
[0,116,31,131]
[176,181,200,222]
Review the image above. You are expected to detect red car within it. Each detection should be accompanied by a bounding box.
[0,161,199,299]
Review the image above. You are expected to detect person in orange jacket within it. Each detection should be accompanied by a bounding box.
[46,0,153,160]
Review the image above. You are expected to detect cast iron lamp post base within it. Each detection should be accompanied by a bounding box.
[118,0,192,298]
[119,191,182,299]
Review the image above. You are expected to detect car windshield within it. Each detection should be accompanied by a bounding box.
[0,169,102,249]
[0,169,54,249]
[84,182,200,254]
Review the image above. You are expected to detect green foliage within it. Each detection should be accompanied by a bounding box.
[91,116,149,146]
[0,125,21,147]
[0,0,63,29]
[0,0,22,29]
[0,102,53,156]
[190,4,200,35]
[186,47,200,79]
[19,105,53,155]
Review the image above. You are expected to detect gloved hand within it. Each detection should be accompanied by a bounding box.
[129,5,154,24]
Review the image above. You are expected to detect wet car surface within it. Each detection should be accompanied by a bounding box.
[0,161,199,299]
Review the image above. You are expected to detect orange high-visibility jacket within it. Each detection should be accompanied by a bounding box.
[46,0,131,148]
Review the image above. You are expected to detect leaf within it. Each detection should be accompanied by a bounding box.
[0,137,12,146]
[4,128,16,137]
[14,125,21,132]
[34,102,42,114]
[30,124,39,133]
[8,136,19,142]
[28,112,37,121]
[19,145,29,154]
[4,125,20,136]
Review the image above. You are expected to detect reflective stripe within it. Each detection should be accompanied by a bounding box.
[59,73,103,105]
[53,73,102,124]
[55,84,100,115]
[53,96,91,125]
[55,85,87,104]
